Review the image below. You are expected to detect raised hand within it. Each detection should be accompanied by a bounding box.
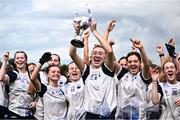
[131,46,137,52]
[108,38,115,46]
[90,20,97,32]
[83,30,90,39]
[130,39,143,50]
[156,43,163,54]
[106,19,116,32]
[150,66,159,82]
[39,52,52,65]
[165,38,176,58]
[3,52,9,62]
[73,21,81,35]
[168,38,175,46]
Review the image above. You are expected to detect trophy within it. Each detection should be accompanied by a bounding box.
[71,4,92,48]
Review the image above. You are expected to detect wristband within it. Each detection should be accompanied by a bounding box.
[159,53,164,57]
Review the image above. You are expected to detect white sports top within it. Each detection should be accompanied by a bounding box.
[82,64,117,117]
[8,71,33,117]
[65,78,85,120]
[43,86,68,120]
[159,81,180,120]
[116,71,149,120]
[0,79,8,107]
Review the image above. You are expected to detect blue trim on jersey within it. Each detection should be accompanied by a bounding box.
[7,71,17,83]
[117,67,128,80]
[102,63,115,77]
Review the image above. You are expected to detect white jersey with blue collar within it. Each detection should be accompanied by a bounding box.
[8,71,33,117]
[65,78,85,120]
[159,81,180,120]
[116,71,149,120]
[82,64,117,117]
[43,85,68,120]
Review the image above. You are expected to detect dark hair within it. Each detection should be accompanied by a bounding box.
[118,56,127,63]
[14,51,28,61]
[45,65,61,74]
[28,62,36,67]
[150,63,161,73]
[126,52,141,62]
[51,53,61,64]
[64,62,74,82]
[13,51,31,78]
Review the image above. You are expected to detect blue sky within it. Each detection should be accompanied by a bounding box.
[0,0,180,65]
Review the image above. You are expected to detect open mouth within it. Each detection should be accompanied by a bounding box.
[167,72,174,77]
[130,65,137,70]
[94,59,101,64]
[72,73,79,78]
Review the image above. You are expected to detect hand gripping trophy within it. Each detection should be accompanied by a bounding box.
[71,4,92,48]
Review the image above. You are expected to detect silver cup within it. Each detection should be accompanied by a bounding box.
[71,16,90,48]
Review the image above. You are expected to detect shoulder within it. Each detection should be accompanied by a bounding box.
[6,70,18,83]
[139,71,151,84]
[101,63,115,77]
[117,67,128,80]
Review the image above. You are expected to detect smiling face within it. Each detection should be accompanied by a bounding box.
[163,62,177,83]
[127,54,141,75]
[28,63,36,74]
[47,65,61,82]
[48,54,60,66]
[91,46,106,69]
[68,62,81,82]
[14,52,27,70]
[119,57,128,69]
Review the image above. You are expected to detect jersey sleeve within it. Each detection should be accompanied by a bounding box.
[37,83,47,97]
[117,67,128,80]
[6,71,18,83]
[82,64,89,82]
[102,63,115,77]
[140,71,151,84]
[157,83,163,100]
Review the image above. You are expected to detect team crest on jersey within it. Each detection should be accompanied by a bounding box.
[90,73,101,80]
[124,75,129,81]
[71,86,75,92]
[172,88,177,96]
[54,89,63,96]
[77,84,81,89]
[59,81,63,85]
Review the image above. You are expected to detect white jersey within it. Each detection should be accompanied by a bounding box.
[65,78,85,120]
[8,71,33,117]
[159,81,180,120]
[0,78,8,107]
[40,71,67,86]
[146,82,161,119]
[35,85,68,120]
[34,97,44,120]
[116,71,149,120]
[82,64,117,117]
